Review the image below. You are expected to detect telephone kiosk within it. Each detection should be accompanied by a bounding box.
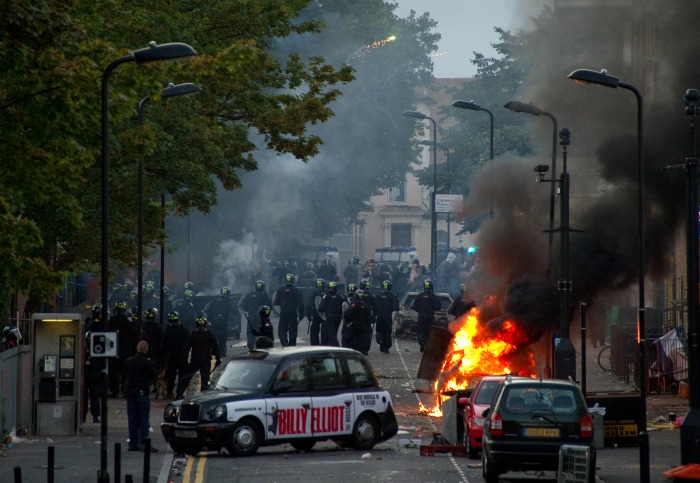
[32,313,82,436]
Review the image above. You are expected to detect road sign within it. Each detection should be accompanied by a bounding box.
[89,331,118,357]
[435,194,463,213]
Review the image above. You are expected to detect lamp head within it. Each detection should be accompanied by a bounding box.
[452,100,481,111]
[567,68,619,88]
[685,89,700,118]
[402,110,427,120]
[559,128,571,146]
[504,100,543,116]
[162,82,201,98]
[534,164,549,183]
[132,41,198,64]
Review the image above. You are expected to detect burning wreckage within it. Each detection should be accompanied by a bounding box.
[416,278,559,417]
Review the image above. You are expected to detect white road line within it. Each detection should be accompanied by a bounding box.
[394,338,470,483]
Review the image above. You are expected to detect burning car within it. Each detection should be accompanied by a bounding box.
[392,291,453,338]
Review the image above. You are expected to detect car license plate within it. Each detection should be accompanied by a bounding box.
[525,427,560,437]
[175,430,197,438]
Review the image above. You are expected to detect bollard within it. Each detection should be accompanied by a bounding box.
[143,437,151,483]
[14,466,21,483]
[48,445,55,483]
[125,476,133,483]
[114,442,121,483]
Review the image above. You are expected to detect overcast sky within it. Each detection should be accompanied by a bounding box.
[393,0,522,79]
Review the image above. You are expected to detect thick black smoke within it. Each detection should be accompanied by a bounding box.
[462,1,694,343]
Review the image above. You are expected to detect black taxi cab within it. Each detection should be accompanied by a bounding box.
[161,347,398,456]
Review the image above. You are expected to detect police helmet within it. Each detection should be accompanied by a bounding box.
[347,283,357,295]
[145,307,158,321]
[258,305,271,318]
[115,301,127,313]
[195,315,207,328]
[91,303,102,316]
[221,286,231,296]
[144,280,155,293]
[162,285,170,296]
[423,279,434,292]
[112,283,123,293]
[459,283,468,294]
[360,279,371,290]
[285,273,295,285]
[123,282,133,292]
[184,289,194,300]
[184,281,194,290]
[353,256,360,264]
[129,306,139,320]
[382,280,393,291]
[316,278,326,289]
[354,289,366,302]
[255,280,265,291]
[328,281,338,293]
[168,311,180,323]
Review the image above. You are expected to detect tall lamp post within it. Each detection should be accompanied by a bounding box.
[420,140,451,249]
[452,100,494,217]
[100,41,196,483]
[681,89,700,464]
[567,68,648,483]
[403,110,438,273]
[504,101,558,279]
[136,82,199,337]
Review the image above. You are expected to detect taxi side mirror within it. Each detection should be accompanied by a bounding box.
[273,381,292,394]
[457,397,469,407]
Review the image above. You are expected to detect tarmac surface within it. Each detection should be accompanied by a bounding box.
[0,325,693,483]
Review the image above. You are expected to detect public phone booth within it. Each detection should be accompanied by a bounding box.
[32,313,82,436]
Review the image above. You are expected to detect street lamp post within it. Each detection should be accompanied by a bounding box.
[100,41,196,483]
[136,82,199,338]
[420,140,451,249]
[452,100,494,217]
[504,101,558,279]
[568,68,648,483]
[681,89,700,464]
[403,110,438,273]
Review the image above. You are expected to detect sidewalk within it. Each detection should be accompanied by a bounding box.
[0,396,174,483]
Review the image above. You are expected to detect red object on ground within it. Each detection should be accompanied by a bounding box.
[664,463,700,481]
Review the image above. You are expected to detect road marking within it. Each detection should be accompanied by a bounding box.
[394,338,470,483]
[194,455,207,483]
[182,455,194,482]
[156,453,173,483]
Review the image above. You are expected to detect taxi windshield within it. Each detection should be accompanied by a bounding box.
[214,360,277,391]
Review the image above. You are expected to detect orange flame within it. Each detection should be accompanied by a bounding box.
[422,307,536,417]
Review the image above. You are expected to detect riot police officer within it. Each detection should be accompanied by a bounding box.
[306,278,326,345]
[375,280,399,353]
[342,290,371,353]
[411,279,442,352]
[239,280,273,350]
[162,311,190,400]
[180,315,221,393]
[273,274,304,346]
[318,281,344,346]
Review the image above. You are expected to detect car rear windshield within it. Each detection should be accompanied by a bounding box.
[474,381,501,404]
[502,385,580,415]
[215,360,277,391]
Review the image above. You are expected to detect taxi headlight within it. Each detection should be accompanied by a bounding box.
[211,405,226,420]
[164,405,180,420]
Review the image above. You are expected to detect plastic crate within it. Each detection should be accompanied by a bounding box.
[557,445,590,483]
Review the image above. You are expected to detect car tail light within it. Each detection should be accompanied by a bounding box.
[580,414,593,439]
[490,411,503,436]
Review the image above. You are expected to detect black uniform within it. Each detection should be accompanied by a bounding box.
[342,299,371,353]
[162,322,190,399]
[142,320,164,368]
[82,356,102,423]
[108,311,136,396]
[204,294,235,356]
[448,298,477,319]
[273,284,304,346]
[318,291,344,346]
[239,290,273,350]
[305,287,326,345]
[173,298,197,331]
[361,291,378,354]
[375,289,399,353]
[411,291,442,350]
[180,327,220,392]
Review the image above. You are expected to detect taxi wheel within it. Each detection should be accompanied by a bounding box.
[290,439,316,452]
[227,418,262,456]
[170,443,203,456]
[350,413,379,450]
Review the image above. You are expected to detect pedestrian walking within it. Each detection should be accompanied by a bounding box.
[122,340,159,452]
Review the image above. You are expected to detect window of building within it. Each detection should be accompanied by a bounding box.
[388,181,406,203]
[391,224,412,247]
